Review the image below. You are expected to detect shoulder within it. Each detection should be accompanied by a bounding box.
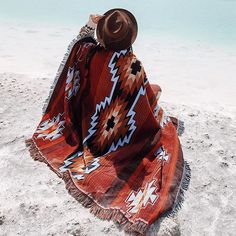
[78,36,97,45]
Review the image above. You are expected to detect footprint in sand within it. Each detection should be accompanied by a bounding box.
[0,215,6,225]
[19,203,39,217]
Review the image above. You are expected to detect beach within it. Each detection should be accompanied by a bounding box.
[0,21,236,236]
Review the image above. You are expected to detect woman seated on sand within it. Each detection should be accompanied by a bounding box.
[27,8,190,235]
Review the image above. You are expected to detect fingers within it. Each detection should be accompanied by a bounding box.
[86,14,104,30]
[90,14,104,24]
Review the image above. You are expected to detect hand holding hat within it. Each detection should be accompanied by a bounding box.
[86,14,104,29]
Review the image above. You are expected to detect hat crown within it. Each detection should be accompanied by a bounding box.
[104,11,129,39]
[96,9,138,51]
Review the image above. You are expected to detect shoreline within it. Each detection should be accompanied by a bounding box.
[1,21,235,109]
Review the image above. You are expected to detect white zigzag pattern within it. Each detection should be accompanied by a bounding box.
[108,86,145,153]
[59,151,83,172]
[35,113,65,141]
[82,49,146,154]
[154,146,169,162]
[59,151,101,180]
[82,50,127,144]
[153,103,160,118]
[65,67,80,100]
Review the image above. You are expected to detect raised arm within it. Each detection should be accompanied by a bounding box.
[78,14,103,39]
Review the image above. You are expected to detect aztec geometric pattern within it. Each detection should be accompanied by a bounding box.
[154,146,170,162]
[26,30,188,236]
[153,104,160,118]
[65,66,80,100]
[126,179,159,214]
[83,50,147,156]
[153,103,171,128]
[160,115,171,128]
[35,113,65,141]
[59,149,101,180]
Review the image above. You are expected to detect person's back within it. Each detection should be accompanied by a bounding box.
[26,9,190,235]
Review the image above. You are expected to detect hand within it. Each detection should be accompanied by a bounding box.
[90,14,103,24]
[87,14,104,29]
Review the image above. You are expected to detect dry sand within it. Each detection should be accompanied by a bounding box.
[0,22,236,236]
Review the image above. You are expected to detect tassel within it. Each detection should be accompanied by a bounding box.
[177,119,185,136]
[25,139,159,235]
[163,161,191,217]
[42,36,81,115]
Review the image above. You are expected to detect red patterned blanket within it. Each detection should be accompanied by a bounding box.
[26,37,190,235]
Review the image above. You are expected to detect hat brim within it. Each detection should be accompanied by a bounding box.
[96,8,138,50]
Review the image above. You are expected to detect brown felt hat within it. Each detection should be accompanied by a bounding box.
[96,8,138,50]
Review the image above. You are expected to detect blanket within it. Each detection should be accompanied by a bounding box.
[26,36,190,235]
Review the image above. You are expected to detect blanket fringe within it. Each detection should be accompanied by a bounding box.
[177,119,185,136]
[25,138,150,235]
[163,161,191,217]
[42,36,80,115]
[63,171,148,235]
[25,139,62,178]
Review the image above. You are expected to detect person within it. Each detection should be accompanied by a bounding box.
[26,8,190,235]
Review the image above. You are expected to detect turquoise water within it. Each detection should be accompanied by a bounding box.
[0,0,236,47]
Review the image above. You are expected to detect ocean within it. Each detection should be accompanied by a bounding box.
[0,0,236,48]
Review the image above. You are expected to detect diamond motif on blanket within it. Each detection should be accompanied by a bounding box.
[65,67,80,99]
[118,57,145,95]
[89,97,133,155]
[35,113,65,141]
[126,180,159,214]
[83,50,146,155]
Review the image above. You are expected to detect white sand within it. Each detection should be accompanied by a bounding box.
[0,22,236,236]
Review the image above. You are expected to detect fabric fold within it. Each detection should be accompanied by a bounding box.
[26,36,190,235]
